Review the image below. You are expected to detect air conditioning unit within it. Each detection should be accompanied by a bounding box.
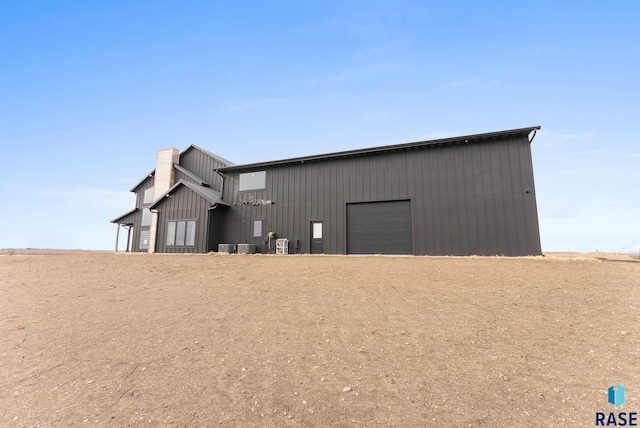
[218,244,236,253]
[237,244,256,254]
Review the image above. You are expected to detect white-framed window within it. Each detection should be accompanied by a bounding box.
[239,171,266,191]
[253,220,263,238]
[166,220,196,247]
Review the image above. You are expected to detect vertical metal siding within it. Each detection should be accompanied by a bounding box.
[179,149,227,192]
[153,185,210,253]
[219,135,541,256]
[519,139,542,255]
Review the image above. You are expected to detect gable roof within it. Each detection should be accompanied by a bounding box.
[218,126,541,172]
[181,144,234,167]
[129,145,234,193]
[129,170,155,192]
[149,179,229,210]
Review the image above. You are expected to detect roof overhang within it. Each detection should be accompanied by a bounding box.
[111,208,138,224]
[129,170,155,192]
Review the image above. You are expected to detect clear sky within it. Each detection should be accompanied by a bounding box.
[1,1,638,252]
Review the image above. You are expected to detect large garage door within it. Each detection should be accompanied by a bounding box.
[347,200,413,254]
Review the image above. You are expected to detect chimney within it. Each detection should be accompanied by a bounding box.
[148,148,179,253]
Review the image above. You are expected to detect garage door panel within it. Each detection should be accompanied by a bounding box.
[347,200,412,254]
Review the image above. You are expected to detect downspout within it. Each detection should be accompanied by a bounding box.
[207,203,220,253]
[215,170,225,198]
[149,208,160,253]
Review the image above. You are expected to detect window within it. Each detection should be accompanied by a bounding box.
[166,222,176,246]
[143,187,155,204]
[313,222,323,239]
[253,220,263,238]
[185,221,196,246]
[175,221,186,246]
[166,220,196,246]
[239,171,266,191]
[139,230,150,250]
[141,208,151,226]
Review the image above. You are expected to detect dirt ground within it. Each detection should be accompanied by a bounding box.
[1,250,638,427]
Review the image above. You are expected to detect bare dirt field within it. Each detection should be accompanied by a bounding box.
[1,251,638,427]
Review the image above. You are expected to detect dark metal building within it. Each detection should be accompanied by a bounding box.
[112,126,542,256]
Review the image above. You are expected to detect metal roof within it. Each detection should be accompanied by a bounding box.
[149,179,229,209]
[129,145,234,192]
[174,163,209,186]
[129,170,155,192]
[111,208,138,224]
[218,126,541,172]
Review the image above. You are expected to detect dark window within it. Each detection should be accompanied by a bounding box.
[239,171,266,191]
[166,220,196,247]
[140,230,150,250]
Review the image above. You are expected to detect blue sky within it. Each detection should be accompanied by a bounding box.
[1,1,638,252]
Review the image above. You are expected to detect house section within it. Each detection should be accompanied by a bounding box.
[111,145,232,253]
[112,127,542,256]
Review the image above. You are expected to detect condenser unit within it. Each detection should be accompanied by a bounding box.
[237,244,256,254]
[218,244,236,254]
